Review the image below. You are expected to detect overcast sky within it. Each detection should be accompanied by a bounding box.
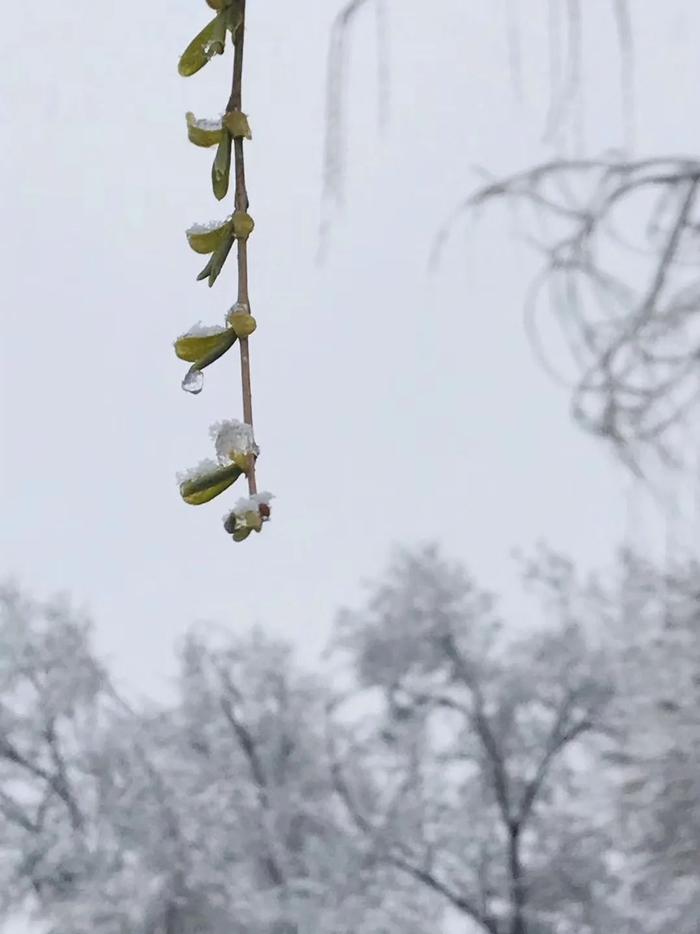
[3,0,700,931]
[2,0,700,709]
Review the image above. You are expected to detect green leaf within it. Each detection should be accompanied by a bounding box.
[207,233,235,287]
[178,13,227,78]
[186,218,233,254]
[194,229,234,285]
[232,527,253,542]
[223,110,252,140]
[174,327,237,364]
[180,463,243,506]
[212,132,232,201]
[186,112,223,148]
[196,257,214,282]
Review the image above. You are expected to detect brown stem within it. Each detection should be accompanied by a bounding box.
[228,0,257,495]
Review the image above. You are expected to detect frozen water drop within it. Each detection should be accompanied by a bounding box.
[182,368,204,394]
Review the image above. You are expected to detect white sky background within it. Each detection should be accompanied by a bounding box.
[2,0,700,695]
[2,0,700,931]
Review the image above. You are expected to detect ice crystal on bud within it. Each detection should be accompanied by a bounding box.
[178,322,228,340]
[210,419,257,465]
[176,458,220,485]
[223,492,274,538]
[233,491,274,514]
[189,115,223,132]
[186,217,231,237]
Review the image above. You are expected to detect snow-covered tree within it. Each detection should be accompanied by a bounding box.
[167,626,435,932]
[0,592,433,934]
[504,547,700,933]
[596,553,700,933]
[2,548,698,933]
[0,584,116,920]
[328,546,619,934]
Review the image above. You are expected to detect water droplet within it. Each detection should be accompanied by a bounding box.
[182,368,204,394]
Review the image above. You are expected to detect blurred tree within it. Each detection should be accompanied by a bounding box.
[327,546,619,934]
[0,584,113,917]
[2,549,698,933]
[597,552,700,933]
[0,588,433,933]
[170,626,435,932]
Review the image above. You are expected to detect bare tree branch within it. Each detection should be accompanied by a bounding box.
[446,156,700,469]
[440,633,514,825]
[216,664,287,888]
[0,734,83,832]
[327,729,499,933]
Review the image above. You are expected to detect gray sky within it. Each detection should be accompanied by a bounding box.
[2,0,699,699]
[2,1,700,931]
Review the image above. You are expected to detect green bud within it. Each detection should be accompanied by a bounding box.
[243,510,264,532]
[222,111,252,140]
[231,451,254,473]
[227,313,257,339]
[232,211,254,240]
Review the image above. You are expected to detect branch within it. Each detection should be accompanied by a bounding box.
[44,719,84,831]
[447,155,700,468]
[227,0,257,495]
[440,634,513,825]
[0,789,38,834]
[320,0,386,258]
[0,734,83,832]
[390,854,499,934]
[327,718,499,934]
[517,708,593,826]
[217,667,286,887]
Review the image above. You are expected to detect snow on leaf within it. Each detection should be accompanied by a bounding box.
[210,420,257,465]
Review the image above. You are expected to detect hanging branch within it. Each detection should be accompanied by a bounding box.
[174,0,273,541]
[320,0,388,258]
[228,0,257,496]
[438,156,700,473]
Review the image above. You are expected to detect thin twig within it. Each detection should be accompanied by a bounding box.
[228,0,257,495]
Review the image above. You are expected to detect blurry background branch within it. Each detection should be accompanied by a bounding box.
[321,0,700,473]
[462,156,700,470]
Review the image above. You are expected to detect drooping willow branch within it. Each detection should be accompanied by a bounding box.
[228,0,257,496]
[444,156,700,471]
[320,0,388,256]
[174,0,272,541]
